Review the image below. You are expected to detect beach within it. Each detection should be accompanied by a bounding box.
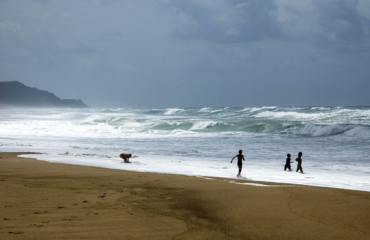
[1,152,369,240]
[2,107,370,192]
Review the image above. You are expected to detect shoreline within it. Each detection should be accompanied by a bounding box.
[1,152,370,239]
[18,152,307,189]
[15,151,370,193]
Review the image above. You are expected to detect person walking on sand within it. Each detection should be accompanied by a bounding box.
[231,150,245,177]
[284,153,292,171]
[296,152,304,173]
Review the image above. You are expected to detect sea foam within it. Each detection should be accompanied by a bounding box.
[1,106,370,192]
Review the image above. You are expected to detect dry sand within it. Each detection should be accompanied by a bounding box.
[1,152,369,240]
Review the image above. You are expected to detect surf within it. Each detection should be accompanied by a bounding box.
[1,106,370,192]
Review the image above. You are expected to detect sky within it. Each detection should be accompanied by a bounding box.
[0,0,369,108]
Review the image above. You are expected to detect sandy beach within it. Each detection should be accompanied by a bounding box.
[1,152,369,240]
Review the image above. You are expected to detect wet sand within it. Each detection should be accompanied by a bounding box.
[1,152,369,240]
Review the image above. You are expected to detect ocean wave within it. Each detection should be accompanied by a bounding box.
[241,124,267,132]
[100,108,125,113]
[210,109,224,114]
[297,123,349,137]
[150,119,268,133]
[237,107,252,112]
[40,112,90,121]
[106,117,122,124]
[249,107,369,126]
[310,107,331,111]
[84,115,118,124]
[250,106,277,112]
[153,121,192,130]
[198,107,212,113]
[2,106,369,139]
[343,126,370,140]
[164,108,185,115]
[146,109,163,114]
[190,121,220,130]
[198,107,230,114]
[254,111,329,120]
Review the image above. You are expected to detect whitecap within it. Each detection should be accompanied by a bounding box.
[210,109,223,114]
[190,121,218,130]
[198,107,211,113]
[250,106,277,113]
[164,108,185,115]
[254,111,329,121]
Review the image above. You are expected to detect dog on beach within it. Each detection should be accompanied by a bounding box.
[119,153,132,163]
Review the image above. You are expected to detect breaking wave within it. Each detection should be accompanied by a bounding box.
[1,106,369,139]
[164,108,185,115]
[2,106,370,192]
[297,123,349,137]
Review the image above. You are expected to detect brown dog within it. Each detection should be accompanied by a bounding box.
[119,153,132,163]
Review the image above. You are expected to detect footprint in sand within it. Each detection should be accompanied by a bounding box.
[98,193,107,198]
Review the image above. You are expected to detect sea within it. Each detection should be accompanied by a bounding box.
[1,106,369,192]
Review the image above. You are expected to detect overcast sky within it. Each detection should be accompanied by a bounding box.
[1,0,369,107]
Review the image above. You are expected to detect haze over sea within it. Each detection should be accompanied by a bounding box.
[1,106,369,192]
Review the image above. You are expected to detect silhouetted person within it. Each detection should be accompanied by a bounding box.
[120,153,132,163]
[284,153,292,171]
[231,150,245,177]
[296,152,303,173]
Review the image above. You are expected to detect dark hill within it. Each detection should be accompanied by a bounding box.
[0,81,88,108]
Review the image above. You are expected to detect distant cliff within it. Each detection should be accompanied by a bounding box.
[0,81,89,108]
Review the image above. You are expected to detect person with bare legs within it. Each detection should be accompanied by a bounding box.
[231,150,245,177]
[296,152,303,173]
[284,153,292,171]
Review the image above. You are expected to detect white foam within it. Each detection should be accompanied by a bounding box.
[254,111,328,121]
[198,107,212,112]
[1,107,370,192]
[16,153,370,192]
[255,108,366,124]
[210,109,223,113]
[250,106,277,112]
[237,107,252,112]
[190,121,218,130]
[311,107,331,111]
[230,181,301,187]
[164,108,185,115]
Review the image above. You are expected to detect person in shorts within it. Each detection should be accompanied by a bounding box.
[284,153,292,171]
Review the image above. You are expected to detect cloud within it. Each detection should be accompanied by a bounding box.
[275,0,370,45]
[225,27,240,36]
[0,20,21,33]
[161,0,370,46]
[357,0,370,20]
[163,0,280,43]
[0,0,369,107]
